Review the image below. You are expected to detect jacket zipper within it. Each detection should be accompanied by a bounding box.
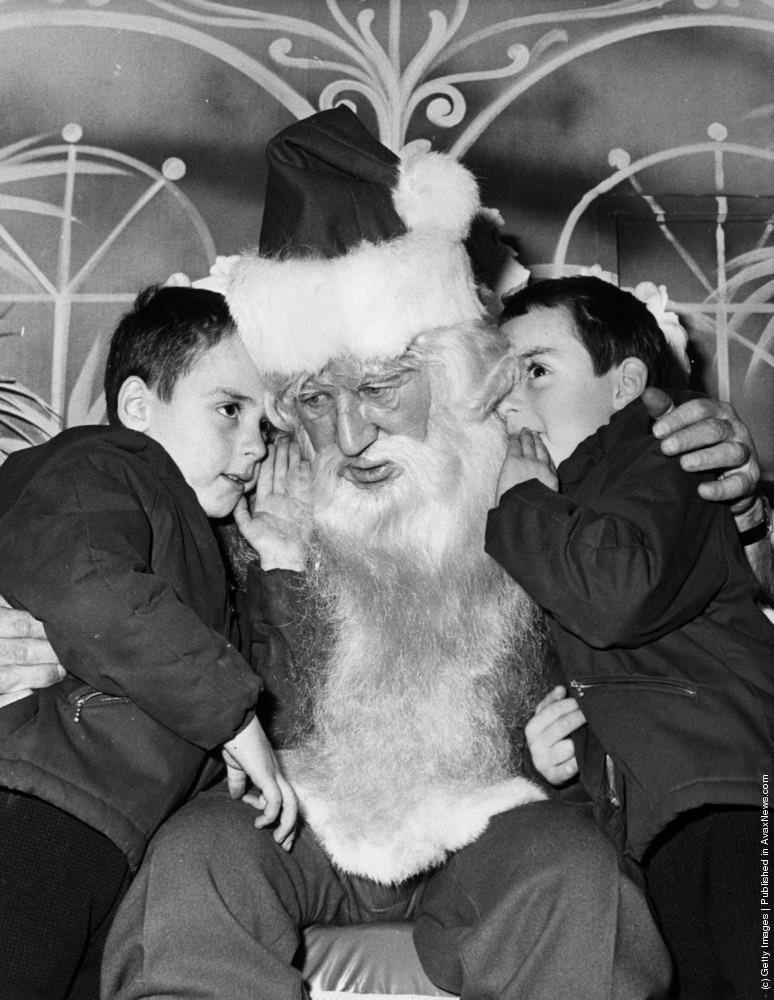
[73,691,127,722]
[569,677,697,698]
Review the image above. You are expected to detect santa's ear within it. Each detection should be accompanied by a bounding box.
[613,357,649,411]
[479,354,515,416]
[116,376,153,430]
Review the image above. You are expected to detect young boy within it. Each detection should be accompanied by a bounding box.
[484,275,774,1000]
[0,285,300,999]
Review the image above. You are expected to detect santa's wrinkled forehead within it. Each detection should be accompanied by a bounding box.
[272,321,508,422]
[301,350,423,393]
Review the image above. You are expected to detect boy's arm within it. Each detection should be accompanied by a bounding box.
[237,563,308,748]
[229,437,311,747]
[485,433,730,647]
[0,446,260,749]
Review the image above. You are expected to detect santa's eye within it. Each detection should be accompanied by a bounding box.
[298,389,331,412]
[359,383,393,400]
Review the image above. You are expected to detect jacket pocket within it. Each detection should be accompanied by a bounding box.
[68,686,131,723]
[570,675,697,699]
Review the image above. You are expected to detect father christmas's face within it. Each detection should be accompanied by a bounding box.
[291,355,456,555]
[294,356,432,473]
[284,336,509,566]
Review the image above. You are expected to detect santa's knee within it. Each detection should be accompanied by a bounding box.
[150,785,259,862]
[512,799,619,882]
[137,784,293,917]
[447,800,622,911]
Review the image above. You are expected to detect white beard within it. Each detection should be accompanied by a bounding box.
[280,409,548,883]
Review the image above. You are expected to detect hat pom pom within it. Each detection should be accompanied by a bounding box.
[393,148,480,240]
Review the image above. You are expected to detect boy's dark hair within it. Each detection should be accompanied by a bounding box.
[104,285,236,426]
[500,275,673,389]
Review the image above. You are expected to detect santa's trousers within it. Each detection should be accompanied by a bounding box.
[102,784,671,1000]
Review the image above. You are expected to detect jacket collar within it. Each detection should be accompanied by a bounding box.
[557,396,651,488]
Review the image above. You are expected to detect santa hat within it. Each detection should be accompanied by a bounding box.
[198,107,484,376]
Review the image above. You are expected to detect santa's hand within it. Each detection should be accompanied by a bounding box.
[234,437,311,572]
[525,686,585,786]
[644,390,759,514]
[0,596,65,704]
[496,428,558,502]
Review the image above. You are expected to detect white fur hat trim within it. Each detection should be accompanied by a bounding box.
[222,230,484,376]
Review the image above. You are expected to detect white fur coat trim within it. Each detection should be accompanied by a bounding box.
[280,750,546,884]
[221,231,484,375]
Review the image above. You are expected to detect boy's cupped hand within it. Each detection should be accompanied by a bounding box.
[234,435,311,572]
[496,428,558,502]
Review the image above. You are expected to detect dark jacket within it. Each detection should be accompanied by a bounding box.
[0,426,263,870]
[485,397,774,860]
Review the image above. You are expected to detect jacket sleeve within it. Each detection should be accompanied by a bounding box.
[238,564,308,748]
[485,442,726,648]
[0,448,261,750]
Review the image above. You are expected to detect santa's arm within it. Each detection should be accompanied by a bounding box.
[0,596,64,705]
[644,388,773,602]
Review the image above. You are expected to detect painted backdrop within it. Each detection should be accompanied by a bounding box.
[0,0,772,483]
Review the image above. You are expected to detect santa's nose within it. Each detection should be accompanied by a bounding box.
[335,391,378,456]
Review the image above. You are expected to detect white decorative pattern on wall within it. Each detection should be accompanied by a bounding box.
[0,123,215,421]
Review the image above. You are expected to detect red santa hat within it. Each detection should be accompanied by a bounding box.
[198,107,485,376]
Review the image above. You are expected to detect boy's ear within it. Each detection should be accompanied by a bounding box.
[117,376,153,430]
[479,354,515,417]
[612,357,649,411]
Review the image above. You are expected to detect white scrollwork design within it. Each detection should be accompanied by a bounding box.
[0,125,216,420]
[6,0,772,158]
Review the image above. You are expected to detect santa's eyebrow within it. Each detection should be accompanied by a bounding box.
[358,370,410,387]
[298,375,332,392]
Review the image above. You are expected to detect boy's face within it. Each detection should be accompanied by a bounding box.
[141,333,267,517]
[498,305,622,466]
